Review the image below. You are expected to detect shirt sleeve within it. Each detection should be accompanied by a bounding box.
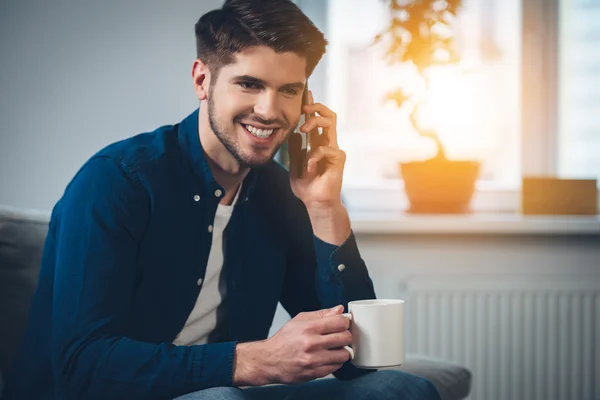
[279,196,377,380]
[51,156,236,399]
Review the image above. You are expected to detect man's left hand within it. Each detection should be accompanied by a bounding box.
[288,92,351,245]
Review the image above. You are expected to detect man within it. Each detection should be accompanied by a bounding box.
[5,0,440,399]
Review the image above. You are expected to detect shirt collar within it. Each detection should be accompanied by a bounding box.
[177,108,259,201]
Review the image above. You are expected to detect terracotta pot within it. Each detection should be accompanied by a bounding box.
[399,158,480,213]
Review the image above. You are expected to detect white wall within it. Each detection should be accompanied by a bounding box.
[0,0,223,210]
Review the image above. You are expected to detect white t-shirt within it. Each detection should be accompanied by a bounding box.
[173,185,241,346]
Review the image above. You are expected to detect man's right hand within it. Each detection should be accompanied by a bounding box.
[232,305,352,386]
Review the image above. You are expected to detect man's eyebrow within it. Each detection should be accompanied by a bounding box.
[232,75,305,90]
[281,81,306,91]
[232,75,266,85]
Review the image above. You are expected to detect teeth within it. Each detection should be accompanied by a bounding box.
[244,124,275,138]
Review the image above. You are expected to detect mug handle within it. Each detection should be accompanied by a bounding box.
[341,313,354,360]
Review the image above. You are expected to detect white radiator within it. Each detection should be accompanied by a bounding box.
[402,277,600,400]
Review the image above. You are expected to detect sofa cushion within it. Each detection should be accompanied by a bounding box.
[0,206,50,375]
[392,356,472,400]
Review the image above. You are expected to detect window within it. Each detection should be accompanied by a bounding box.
[558,0,600,180]
[320,0,522,187]
[297,0,599,212]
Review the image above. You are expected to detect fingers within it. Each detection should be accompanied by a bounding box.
[303,102,336,119]
[318,330,353,349]
[323,348,353,364]
[304,146,346,177]
[309,314,351,335]
[307,349,352,377]
[295,305,343,321]
[299,115,333,134]
[303,92,339,148]
[299,116,335,150]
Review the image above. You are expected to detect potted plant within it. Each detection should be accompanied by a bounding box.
[377,0,480,213]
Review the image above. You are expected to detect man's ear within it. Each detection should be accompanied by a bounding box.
[192,59,210,101]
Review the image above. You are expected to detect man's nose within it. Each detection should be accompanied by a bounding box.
[253,91,280,121]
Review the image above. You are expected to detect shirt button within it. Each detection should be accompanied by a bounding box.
[214,189,223,197]
[208,225,213,233]
[337,264,346,272]
[197,278,203,286]
[193,194,200,202]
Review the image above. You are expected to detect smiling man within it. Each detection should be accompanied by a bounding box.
[4,1,440,399]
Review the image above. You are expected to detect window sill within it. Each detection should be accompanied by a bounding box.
[343,180,600,235]
[349,211,600,235]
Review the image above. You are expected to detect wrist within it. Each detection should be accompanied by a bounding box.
[232,341,274,386]
[307,203,351,246]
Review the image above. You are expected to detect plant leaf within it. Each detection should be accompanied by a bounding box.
[385,89,411,108]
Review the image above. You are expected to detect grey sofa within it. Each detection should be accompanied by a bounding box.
[0,205,472,399]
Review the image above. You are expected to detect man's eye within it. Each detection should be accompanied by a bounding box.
[282,88,299,96]
[238,81,260,90]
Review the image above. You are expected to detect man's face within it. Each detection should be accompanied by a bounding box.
[206,46,307,168]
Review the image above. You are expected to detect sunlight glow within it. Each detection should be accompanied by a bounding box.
[415,65,491,154]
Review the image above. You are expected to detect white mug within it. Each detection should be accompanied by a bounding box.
[341,299,405,368]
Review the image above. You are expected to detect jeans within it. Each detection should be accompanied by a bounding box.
[174,370,441,400]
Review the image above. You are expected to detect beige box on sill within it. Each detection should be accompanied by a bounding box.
[521,177,598,215]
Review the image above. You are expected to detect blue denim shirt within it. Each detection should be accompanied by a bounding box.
[5,109,376,400]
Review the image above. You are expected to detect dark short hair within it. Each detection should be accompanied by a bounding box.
[195,0,327,79]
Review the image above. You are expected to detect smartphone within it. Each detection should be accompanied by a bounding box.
[295,86,325,178]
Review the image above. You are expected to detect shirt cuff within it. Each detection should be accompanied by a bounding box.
[313,231,376,310]
[313,231,363,279]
